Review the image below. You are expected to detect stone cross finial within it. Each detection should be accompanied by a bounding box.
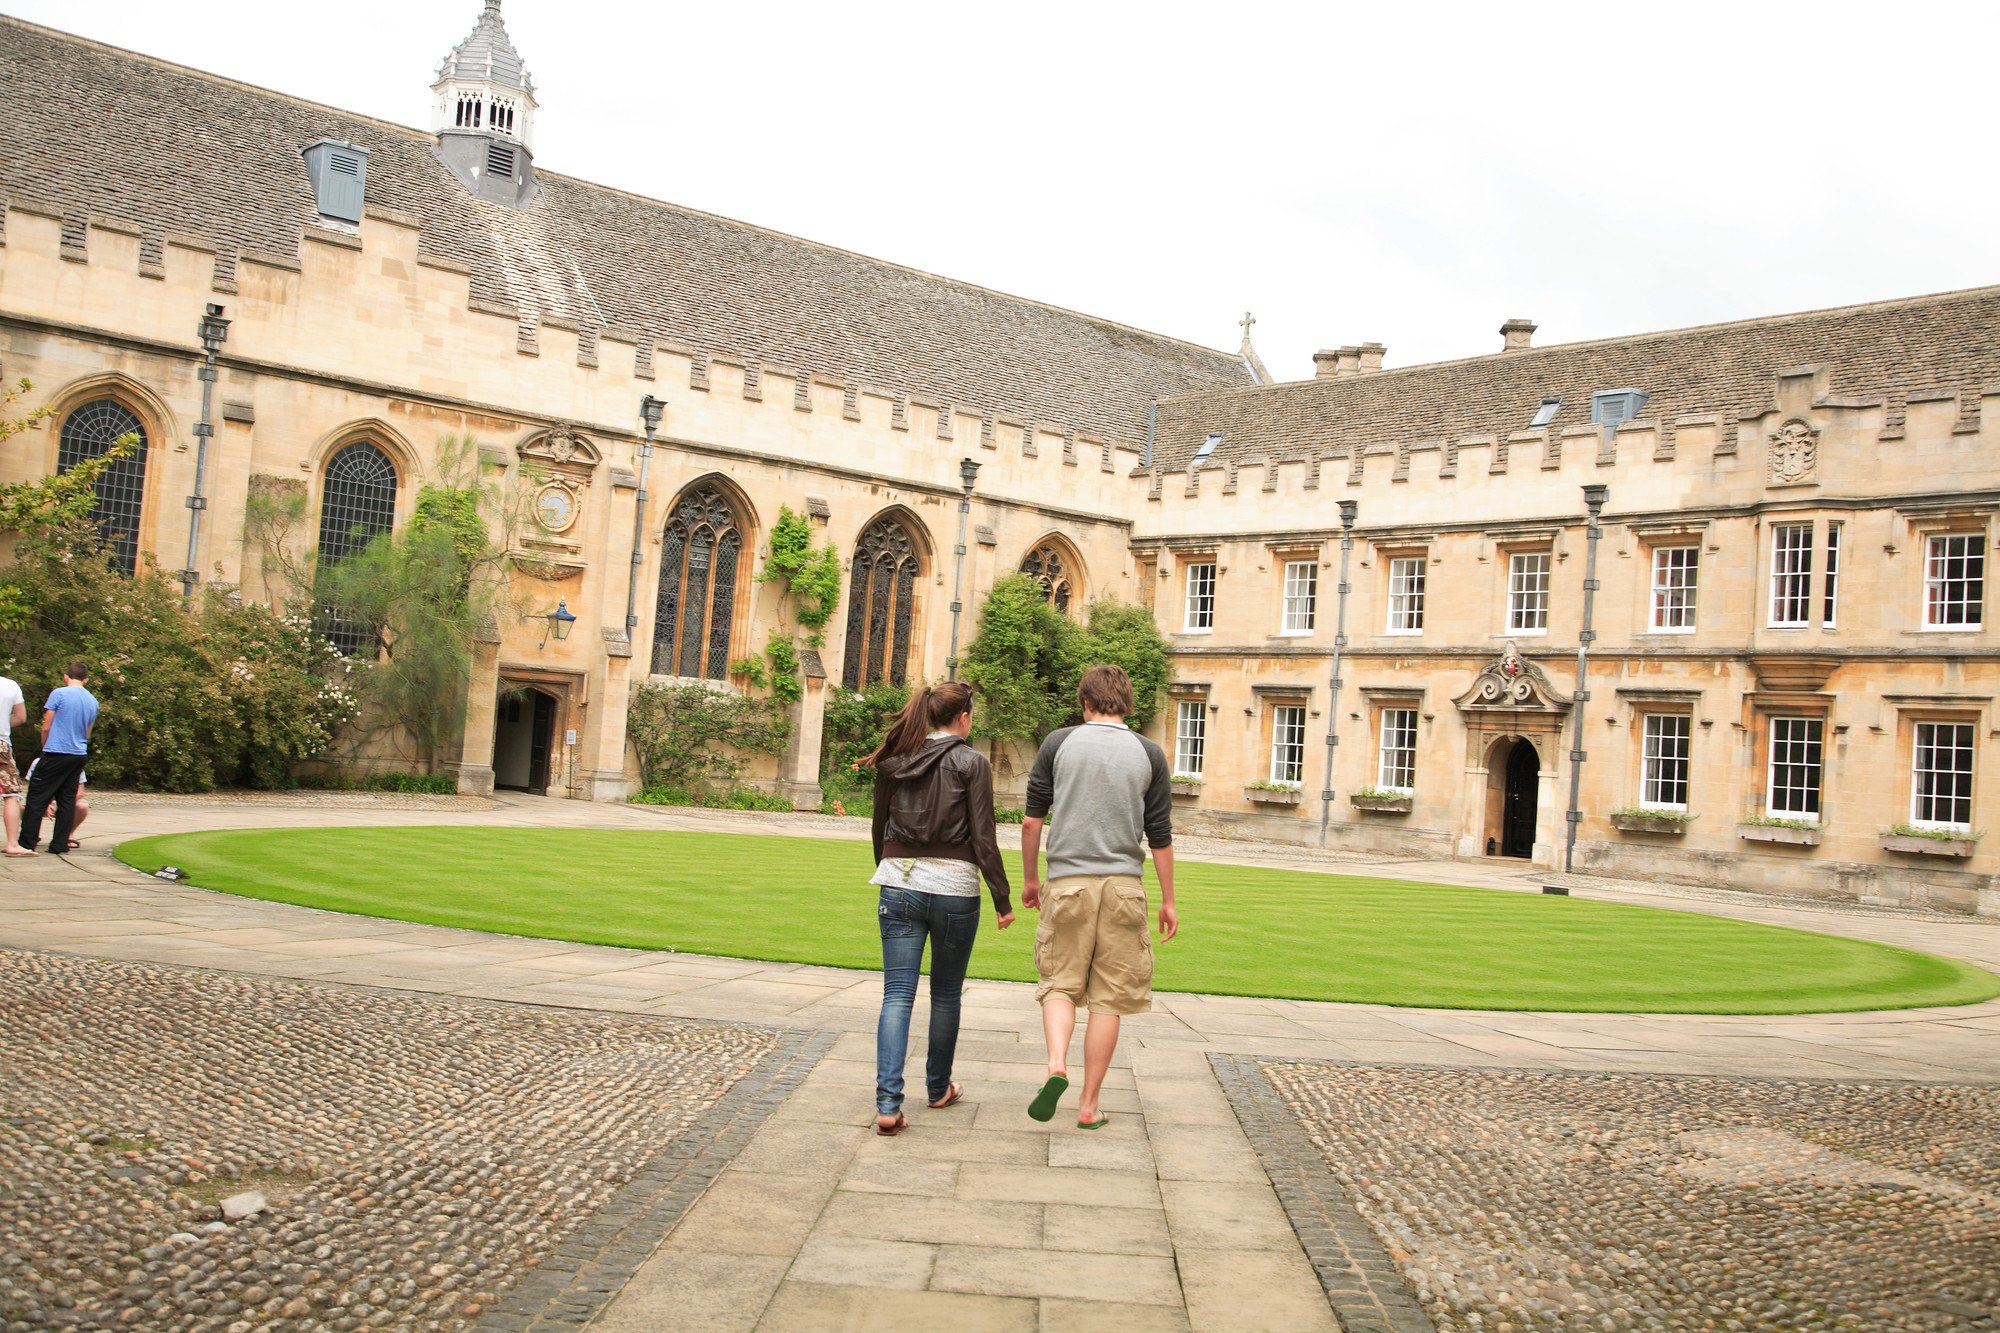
[1238,311,1256,344]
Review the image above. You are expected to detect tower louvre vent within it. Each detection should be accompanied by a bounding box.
[485,143,516,178]
[301,138,369,223]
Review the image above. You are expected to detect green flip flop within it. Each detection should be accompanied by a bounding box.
[1077,1114,1110,1130]
[1028,1074,1069,1122]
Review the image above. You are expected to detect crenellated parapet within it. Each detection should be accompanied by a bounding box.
[0,199,1152,511]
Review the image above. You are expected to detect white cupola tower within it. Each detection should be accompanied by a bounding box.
[430,0,541,208]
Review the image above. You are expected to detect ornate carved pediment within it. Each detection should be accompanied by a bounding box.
[1454,644,1573,715]
[518,424,603,474]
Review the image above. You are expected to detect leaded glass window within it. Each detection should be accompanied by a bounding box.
[652,485,743,680]
[1021,542,1079,615]
[314,441,399,657]
[843,514,924,688]
[57,399,148,576]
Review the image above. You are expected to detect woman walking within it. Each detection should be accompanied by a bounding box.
[865,682,1014,1135]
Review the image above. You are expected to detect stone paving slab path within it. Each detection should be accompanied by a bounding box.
[4,791,1998,1330]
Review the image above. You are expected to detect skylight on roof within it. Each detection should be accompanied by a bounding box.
[1529,397,1562,429]
[1193,432,1224,464]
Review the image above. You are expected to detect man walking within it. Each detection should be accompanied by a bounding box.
[1021,664,1178,1128]
[0,669,26,856]
[19,661,98,856]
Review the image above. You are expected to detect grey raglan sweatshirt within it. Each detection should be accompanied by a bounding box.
[1023,721,1174,880]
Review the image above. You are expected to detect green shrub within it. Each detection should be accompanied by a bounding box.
[819,681,910,782]
[994,806,1025,825]
[626,682,789,795]
[0,546,357,792]
[960,576,1171,742]
[630,784,793,812]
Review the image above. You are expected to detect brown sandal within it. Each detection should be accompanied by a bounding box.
[927,1083,963,1110]
[875,1113,908,1136]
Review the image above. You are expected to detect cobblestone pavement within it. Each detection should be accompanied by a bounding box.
[0,950,776,1333]
[1261,1060,2000,1333]
[3,793,1998,1330]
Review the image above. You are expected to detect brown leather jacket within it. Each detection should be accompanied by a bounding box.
[871,736,1013,914]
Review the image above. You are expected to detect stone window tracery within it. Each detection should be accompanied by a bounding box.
[57,398,149,577]
[1020,541,1080,615]
[314,441,399,657]
[843,514,923,688]
[652,485,742,680]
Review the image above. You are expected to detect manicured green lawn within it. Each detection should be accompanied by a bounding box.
[116,827,1999,1014]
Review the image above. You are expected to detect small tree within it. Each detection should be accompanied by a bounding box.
[960,574,1079,743]
[312,437,514,772]
[961,576,1172,744]
[1073,599,1169,730]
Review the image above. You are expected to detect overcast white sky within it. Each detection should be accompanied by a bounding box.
[10,1,1996,377]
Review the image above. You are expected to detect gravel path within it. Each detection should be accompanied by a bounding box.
[0,951,776,1333]
[1264,1061,2000,1333]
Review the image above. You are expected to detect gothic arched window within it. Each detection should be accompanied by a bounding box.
[843,513,924,688]
[57,398,149,576]
[652,485,743,679]
[1021,541,1081,616]
[315,441,399,657]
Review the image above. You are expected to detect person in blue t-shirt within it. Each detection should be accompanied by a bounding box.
[19,660,99,856]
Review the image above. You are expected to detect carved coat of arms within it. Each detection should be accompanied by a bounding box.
[1767,418,1818,485]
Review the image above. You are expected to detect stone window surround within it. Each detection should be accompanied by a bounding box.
[1616,687,1702,812]
[1884,696,1989,833]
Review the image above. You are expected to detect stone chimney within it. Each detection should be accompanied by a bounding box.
[1356,342,1385,374]
[1500,318,1536,352]
[1313,349,1341,380]
[1334,346,1361,377]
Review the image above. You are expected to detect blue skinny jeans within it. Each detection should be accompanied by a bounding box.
[875,886,980,1116]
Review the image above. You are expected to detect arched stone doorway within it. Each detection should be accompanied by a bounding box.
[494,686,558,794]
[1483,737,1541,858]
[1455,645,1574,865]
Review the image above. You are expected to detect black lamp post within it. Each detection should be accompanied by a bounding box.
[946,457,980,680]
[1316,499,1358,847]
[181,302,230,597]
[1561,483,1610,875]
[540,597,577,648]
[624,395,664,654]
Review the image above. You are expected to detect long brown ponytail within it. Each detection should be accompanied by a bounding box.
[862,681,973,768]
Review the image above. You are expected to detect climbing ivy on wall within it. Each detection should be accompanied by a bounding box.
[753,505,841,703]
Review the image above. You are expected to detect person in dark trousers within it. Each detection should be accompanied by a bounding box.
[864,681,1014,1136]
[1021,664,1179,1129]
[19,661,98,856]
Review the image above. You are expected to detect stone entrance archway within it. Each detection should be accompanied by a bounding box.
[1454,644,1573,866]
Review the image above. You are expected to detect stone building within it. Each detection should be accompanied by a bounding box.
[0,9,1992,913]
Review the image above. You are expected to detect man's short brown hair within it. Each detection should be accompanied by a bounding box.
[65,660,89,683]
[1076,664,1134,718]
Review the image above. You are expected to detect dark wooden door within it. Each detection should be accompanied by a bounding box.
[1501,741,1539,858]
[528,691,555,794]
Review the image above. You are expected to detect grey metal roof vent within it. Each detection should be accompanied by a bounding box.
[485,142,516,179]
[301,139,368,223]
[1193,432,1224,464]
[1529,396,1562,429]
[1591,388,1650,431]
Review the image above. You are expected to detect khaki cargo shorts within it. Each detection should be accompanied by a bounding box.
[1033,874,1154,1015]
[0,746,20,799]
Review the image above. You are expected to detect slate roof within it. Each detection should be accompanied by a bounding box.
[1152,286,2000,470]
[0,18,1251,443]
[435,1,534,95]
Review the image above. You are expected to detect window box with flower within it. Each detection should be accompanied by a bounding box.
[1879,824,1979,859]
[1244,781,1302,806]
[1610,807,1694,835]
[1348,786,1413,813]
